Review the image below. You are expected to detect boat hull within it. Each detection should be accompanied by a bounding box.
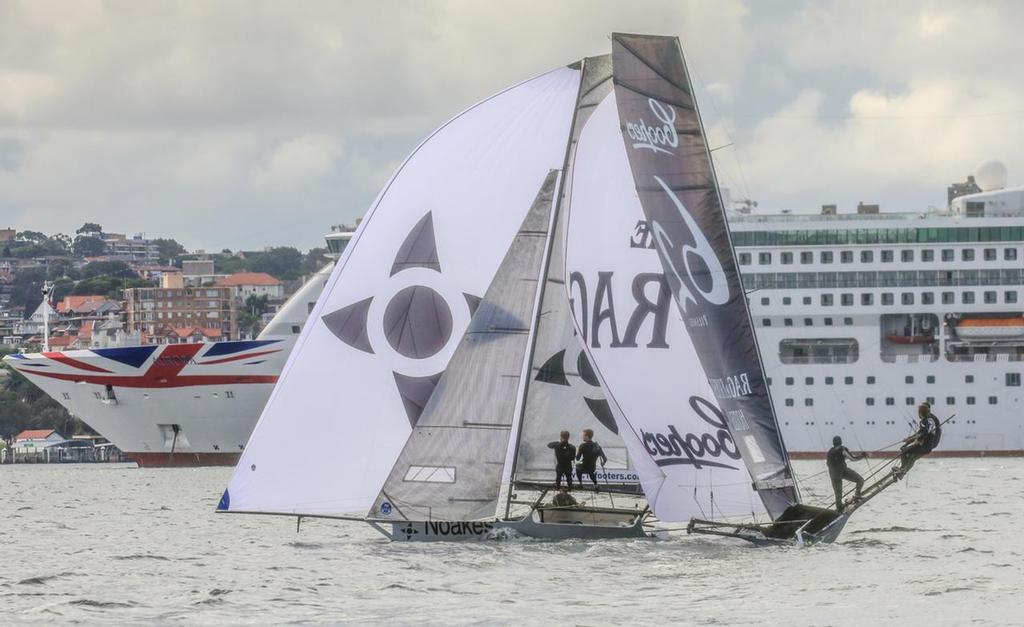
[128,452,242,468]
[378,511,649,542]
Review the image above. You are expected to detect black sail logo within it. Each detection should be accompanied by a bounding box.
[640,396,741,470]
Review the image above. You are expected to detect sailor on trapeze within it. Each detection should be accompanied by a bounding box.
[893,401,940,480]
[576,428,607,489]
[827,435,866,511]
[547,430,576,489]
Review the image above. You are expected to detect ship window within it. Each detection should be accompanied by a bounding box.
[786,377,794,385]
[1005,248,1018,261]
[821,294,833,306]
[805,377,814,385]
[844,317,853,325]
[801,252,813,264]
[905,376,914,384]
[1007,373,1021,387]
[881,250,894,262]
[988,396,998,405]
[984,248,997,261]
[942,249,954,261]
[781,252,793,265]
[825,317,835,326]
[901,250,914,262]
[966,396,975,405]
[867,376,876,384]
[946,396,955,404]
[905,397,915,405]
[962,292,975,304]
[922,292,934,305]
[901,293,914,305]
[966,375,974,383]
[866,397,875,406]
[404,465,456,483]
[804,318,813,326]
[861,293,873,306]
[784,318,793,327]
[825,376,834,385]
[805,398,814,407]
[779,338,858,364]
[759,252,772,265]
[841,294,853,306]
[886,397,895,406]
[785,398,794,407]
[984,291,997,304]
[821,251,833,264]
[783,297,792,305]
[1006,292,1018,304]
[926,375,935,384]
[962,249,975,261]
[845,376,854,384]
[760,297,770,306]
[841,251,853,263]
[922,249,934,262]
[882,293,894,305]
[942,292,954,304]
[762,318,771,327]
[767,378,773,386]
[739,252,751,265]
[927,396,935,405]
[861,250,874,263]
[291,325,301,334]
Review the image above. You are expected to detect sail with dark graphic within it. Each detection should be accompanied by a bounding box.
[607,33,797,518]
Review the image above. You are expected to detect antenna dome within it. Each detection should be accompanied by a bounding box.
[975,159,1008,191]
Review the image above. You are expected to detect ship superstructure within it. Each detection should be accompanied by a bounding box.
[731,172,1024,456]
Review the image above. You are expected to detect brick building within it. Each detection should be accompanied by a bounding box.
[124,285,237,341]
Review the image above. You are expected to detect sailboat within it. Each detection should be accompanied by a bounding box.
[218,34,936,544]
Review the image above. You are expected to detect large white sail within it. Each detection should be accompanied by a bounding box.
[220,67,581,517]
[370,172,557,522]
[565,89,763,522]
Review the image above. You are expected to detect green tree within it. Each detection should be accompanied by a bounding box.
[152,238,186,264]
[81,260,136,280]
[9,267,46,313]
[250,246,303,280]
[75,222,103,235]
[72,235,105,257]
[302,246,330,274]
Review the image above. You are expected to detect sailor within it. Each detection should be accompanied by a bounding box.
[576,428,607,488]
[547,430,576,489]
[551,488,579,509]
[827,435,866,511]
[894,402,938,479]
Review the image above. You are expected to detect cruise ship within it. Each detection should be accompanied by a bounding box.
[733,163,1024,457]
[3,228,351,466]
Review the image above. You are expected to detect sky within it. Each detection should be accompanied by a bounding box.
[1,0,1022,251]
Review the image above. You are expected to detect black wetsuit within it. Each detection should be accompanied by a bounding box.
[898,413,938,476]
[547,441,576,489]
[576,441,607,486]
[827,444,864,511]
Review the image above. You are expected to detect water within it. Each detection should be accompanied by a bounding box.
[1,459,1021,625]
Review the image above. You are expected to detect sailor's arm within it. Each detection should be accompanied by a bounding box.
[598,445,607,465]
[547,442,559,450]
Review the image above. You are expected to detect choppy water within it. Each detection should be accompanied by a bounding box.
[1,459,1021,625]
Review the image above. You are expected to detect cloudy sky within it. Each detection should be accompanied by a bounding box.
[1,0,1021,251]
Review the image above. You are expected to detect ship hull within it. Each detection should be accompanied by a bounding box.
[129,451,242,467]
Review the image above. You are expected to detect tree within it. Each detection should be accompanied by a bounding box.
[0,351,76,440]
[16,230,48,244]
[75,222,103,235]
[9,267,46,314]
[72,235,105,257]
[250,246,304,280]
[47,257,80,281]
[302,246,330,274]
[152,238,186,264]
[81,260,136,280]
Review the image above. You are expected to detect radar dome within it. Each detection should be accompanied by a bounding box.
[975,160,1008,191]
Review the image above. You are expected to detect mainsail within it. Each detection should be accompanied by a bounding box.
[370,172,557,522]
[564,89,761,521]
[607,33,798,518]
[219,67,581,517]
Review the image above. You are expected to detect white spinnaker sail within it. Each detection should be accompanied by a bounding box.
[565,92,762,521]
[220,67,581,517]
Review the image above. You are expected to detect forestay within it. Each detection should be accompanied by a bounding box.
[371,172,557,522]
[219,67,581,517]
[565,89,761,522]
[609,33,797,518]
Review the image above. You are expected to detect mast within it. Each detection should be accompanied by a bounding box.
[42,282,51,352]
[502,59,589,520]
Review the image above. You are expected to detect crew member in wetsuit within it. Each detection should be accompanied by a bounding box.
[827,435,866,511]
[894,401,937,479]
[547,430,576,489]
[551,488,579,508]
[576,428,607,488]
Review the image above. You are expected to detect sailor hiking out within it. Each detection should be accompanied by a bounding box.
[576,428,607,488]
[547,431,576,489]
[894,401,941,479]
[827,435,866,511]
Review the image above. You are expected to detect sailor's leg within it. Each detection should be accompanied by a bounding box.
[588,470,598,487]
[555,470,563,489]
[830,471,843,511]
[843,467,865,498]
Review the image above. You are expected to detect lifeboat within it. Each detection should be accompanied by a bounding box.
[955,317,1024,340]
[885,334,935,345]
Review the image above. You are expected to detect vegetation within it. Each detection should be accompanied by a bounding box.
[0,347,85,440]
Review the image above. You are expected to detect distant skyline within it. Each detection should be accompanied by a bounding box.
[2,0,1022,251]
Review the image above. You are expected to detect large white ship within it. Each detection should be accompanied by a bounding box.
[732,163,1024,457]
[3,229,350,466]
